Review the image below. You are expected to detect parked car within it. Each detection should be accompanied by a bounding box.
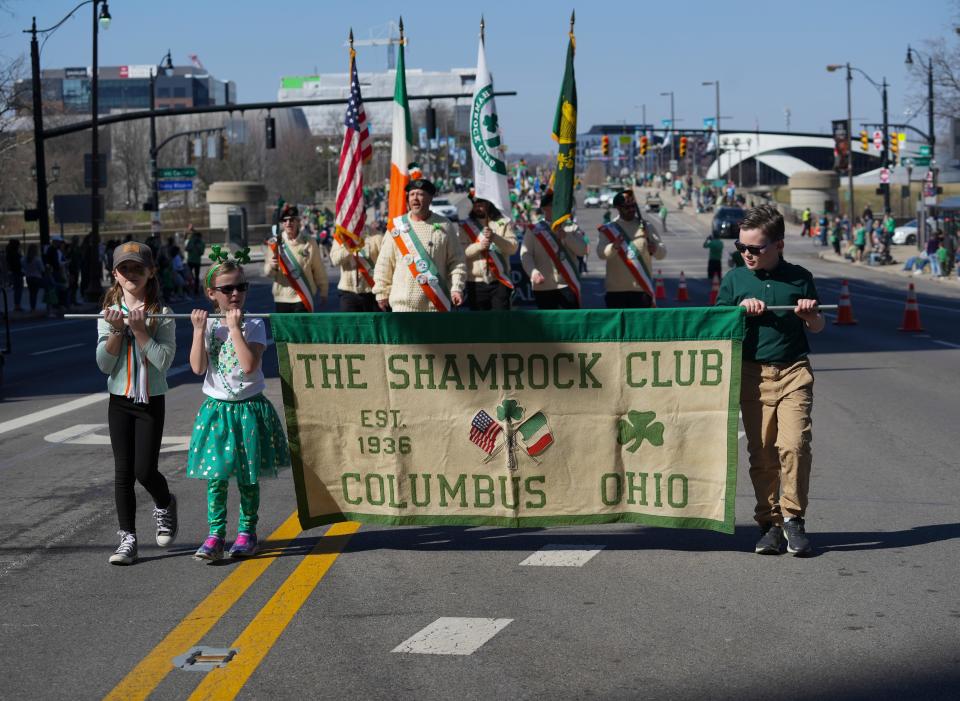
[583,191,601,208]
[429,197,459,221]
[892,217,936,245]
[712,206,746,239]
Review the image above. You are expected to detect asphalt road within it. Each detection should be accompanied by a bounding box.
[1,193,958,700]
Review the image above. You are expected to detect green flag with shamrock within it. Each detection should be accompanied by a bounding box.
[550,12,577,231]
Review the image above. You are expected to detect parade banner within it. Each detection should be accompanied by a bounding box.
[274,308,743,534]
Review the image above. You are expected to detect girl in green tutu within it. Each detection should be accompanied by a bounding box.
[187,251,289,561]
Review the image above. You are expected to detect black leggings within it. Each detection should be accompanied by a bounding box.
[109,394,170,533]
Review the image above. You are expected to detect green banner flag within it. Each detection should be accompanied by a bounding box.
[272,308,744,534]
[550,19,577,231]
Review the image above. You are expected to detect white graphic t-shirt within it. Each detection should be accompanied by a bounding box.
[202,318,267,401]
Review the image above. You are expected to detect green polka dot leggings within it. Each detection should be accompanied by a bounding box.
[207,479,259,538]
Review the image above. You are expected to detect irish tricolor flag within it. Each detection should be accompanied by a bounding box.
[388,18,413,230]
[518,412,554,456]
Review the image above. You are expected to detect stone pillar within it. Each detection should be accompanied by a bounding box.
[206,182,268,229]
[788,171,841,215]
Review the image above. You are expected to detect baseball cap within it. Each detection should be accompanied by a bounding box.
[112,241,154,269]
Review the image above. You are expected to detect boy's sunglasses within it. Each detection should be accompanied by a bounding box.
[734,241,771,256]
[212,283,249,294]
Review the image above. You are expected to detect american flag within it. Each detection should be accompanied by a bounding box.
[335,51,372,245]
[469,410,502,454]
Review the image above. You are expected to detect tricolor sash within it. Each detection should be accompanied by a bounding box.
[391,215,452,312]
[270,236,315,312]
[334,228,375,289]
[533,222,580,304]
[118,303,150,404]
[599,222,657,303]
[462,219,514,289]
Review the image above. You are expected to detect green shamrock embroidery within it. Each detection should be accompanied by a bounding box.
[496,399,524,422]
[616,410,665,453]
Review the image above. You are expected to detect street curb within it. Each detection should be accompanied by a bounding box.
[816,250,959,286]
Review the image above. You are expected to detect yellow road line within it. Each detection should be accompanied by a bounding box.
[188,521,361,701]
[102,511,303,701]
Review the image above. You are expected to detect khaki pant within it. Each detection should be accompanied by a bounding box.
[740,359,814,526]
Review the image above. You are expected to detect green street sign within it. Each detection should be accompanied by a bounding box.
[918,145,931,157]
[914,157,931,166]
[158,167,197,178]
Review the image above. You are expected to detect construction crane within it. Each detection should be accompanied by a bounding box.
[346,20,404,70]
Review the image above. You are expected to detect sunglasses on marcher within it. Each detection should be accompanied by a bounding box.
[734,241,771,256]
[212,283,249,294]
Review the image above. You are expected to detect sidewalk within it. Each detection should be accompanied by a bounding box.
[816,247,959,286]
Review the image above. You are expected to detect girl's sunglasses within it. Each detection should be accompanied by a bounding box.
[734,241,771,256]
[212,283,249,294]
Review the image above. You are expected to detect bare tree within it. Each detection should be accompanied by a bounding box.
[110,117,149,209]
[905,2,960,141]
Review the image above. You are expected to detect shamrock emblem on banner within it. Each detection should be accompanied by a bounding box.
[616,410,665,453]
[483,113,502,149]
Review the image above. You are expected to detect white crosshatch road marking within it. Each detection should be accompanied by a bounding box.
[392,617,512,656]
[519,544,605,567]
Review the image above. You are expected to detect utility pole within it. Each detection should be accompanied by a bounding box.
[846,64,855,221]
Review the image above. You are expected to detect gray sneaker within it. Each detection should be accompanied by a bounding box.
[109,530,138,565]
[754,524,784,555]
[783,518,812,556]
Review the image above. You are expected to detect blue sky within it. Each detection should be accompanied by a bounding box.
[2,0,954,152]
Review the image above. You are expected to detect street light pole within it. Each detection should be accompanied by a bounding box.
[906,46,936,161]
[149,51,173,217]
[702,81,721,183]
[881,77,890,214]
[87,0,110,300]
[660,91,675,162]
[25,18,51,249]
[846,64,854,221]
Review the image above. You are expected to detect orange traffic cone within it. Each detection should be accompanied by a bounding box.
[708,273,721,305]
[898,283,924,332]
[655,269,666,300]
[833,279,857,325]
[676,271,690,302]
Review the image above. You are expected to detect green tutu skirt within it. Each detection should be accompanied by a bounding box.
[186,394,290,485]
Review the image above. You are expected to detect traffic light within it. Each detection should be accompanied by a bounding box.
[639,135,648,156]
[601,135,610,156]
[679,136,688,158]
[889,132,899,158]
[265,116,276,149]
[860,130,868,152]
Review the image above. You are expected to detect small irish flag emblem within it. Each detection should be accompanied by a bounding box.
[517,412,554,456]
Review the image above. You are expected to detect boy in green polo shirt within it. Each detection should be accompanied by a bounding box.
[716,204,824,556]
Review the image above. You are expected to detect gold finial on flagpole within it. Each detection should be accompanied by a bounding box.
[349,28,355,59]
[480,15,485,44]
[569,10,576,50]
[399,16,405,44]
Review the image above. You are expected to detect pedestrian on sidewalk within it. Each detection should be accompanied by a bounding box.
[853,219,867,263]
[5,239,24,311]
[96,242,178,566]
[716,204,823,556]
[185,224,205,296]
[187,256,289,562]
[800,207,811,237]
[23,244,44,312]
[829,217,843,256]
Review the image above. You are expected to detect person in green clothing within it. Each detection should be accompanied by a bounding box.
[936,234,949,277]
[703,231,725,280]
[658,202,668,232]
[829,217,843,256]
[853,218,867,263]
[715,204,824,556]
[184,224,205,296]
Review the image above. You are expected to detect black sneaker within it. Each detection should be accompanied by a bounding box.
[754,524,784,555]
[153,494,178,548]
[783,518,812,556]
